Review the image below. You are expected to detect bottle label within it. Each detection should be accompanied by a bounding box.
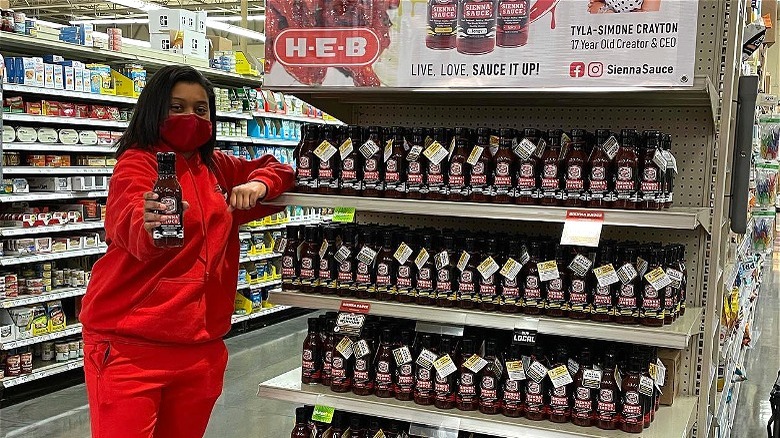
[621,391,642,423]
[458,0,497,40]
[479,375,499,402]
[494,162,512,188]
[503,380,522,404]
[363,157,380,183]
[435,374,453,396]
[589,165,608,192]
[525,380,544,411]
[616,166,635,194]
[524,275,541,307]
[396,265,413,290]
[416,368,433,391]
[302,348,319,376]
[573,386,594,417]
[337,260,353,283]
[458,372,477,398]
[497,0,528,34]
[565,165,584,190]
[397,363,415,387]
[407,160,423,184]
[376,262,392,286]
[376,361,393,386]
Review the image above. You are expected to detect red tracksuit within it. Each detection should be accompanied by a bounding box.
[81,146,294,438]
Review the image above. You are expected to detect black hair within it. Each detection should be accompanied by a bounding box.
[115,65,217,168]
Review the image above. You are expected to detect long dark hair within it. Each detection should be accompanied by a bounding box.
[115,65,217,167]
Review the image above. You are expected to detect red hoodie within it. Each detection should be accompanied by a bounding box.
[81,146,294,345]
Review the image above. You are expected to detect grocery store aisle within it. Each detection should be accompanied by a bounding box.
[733,253,780,438]
[0,313,309,438]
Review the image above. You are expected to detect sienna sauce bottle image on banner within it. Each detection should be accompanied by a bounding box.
[295,124,319,193]
[515,128,542,206]
[478,340,503,415]
[414,333,437,406]
[340,125,364,197]
[571,346,596,427]
[597,349,621,430]
[499,239,523,313]
[522,241,543,315]
[614,129,640,210]
[496,0,530,47]
[501,343,524,417]
[457,0,498,55]
[639,130,663,210]
[492,128,516,204]
[435,234,456,308]
[615,247,640,324]
[468,128,493,203]
[406,128,426,199]
[153,152,184,248]
[591,244,616,323]
[543,246,569,318]
[384,126,408,199]
[394,329,416,401]
[540,129,563,206]
[375,230,397,301]
[588,129,615,208]
[567,248,592,320]
[394,232,416,304]
[456,337,480,411]
[426,128,449,201]
[352,325,376,396]
[457,237,480,310]
[317,226,339,295]
[547,346,573,424]
[448,127,471,202]
[281,225,302,291]
[434,336,457,409]
[321,318,337,386]
[478,237,500,311]
[374,328,396,398]
[361,126,384,198]
[562,129,588,208]
[336,226,358,297]
[415,233,436,306]
[620,354,645,432]
[426,0,458,50]
[523,343,548,421]
[317,125,340,195]
[301,318,323,385]
[298,226,320,294]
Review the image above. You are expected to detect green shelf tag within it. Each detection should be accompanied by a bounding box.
[312,404,335,423]
[332,207,356,223]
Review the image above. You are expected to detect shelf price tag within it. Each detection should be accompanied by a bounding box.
[645,267,672,291]
[467,146,484,166]
[423,141,448,165]
[312,405,335,423]
[594,264,620,287]
[314,140,338,162]
[463,354,488,374]
[527,361,549,383]
[583,369,602,389]
[339,138,354,160]
[560,210,604,248]
[537,260,559,282]
[416,349,437,370]
[512,138,538,161]
[477,257,499,280]
[332,207,356,223]
[394,243,413,264]
[433,354,457,378]
[548,365,573,389]
[500,258,522,279]
[335,336,354,359]
[393,346,413,366]
[506,360,526,381]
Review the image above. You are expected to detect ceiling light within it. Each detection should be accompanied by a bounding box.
[108,0,164,12]
[70,18,148,25]
[207,15,266,23]
[206,19,266,42]
[36,19,66,29]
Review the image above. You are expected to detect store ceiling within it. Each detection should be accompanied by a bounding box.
[8,0,265,24]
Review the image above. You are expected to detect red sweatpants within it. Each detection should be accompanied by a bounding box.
[84,338,228,438]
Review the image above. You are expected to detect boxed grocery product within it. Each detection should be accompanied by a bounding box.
[45,301,66,332]
[71,176,95,191]
[5,96,24,113]
[35,237,52,253]
[7,307,33,340]
[149,9,196,33]
[95,131,113,145]
[37,127,58,143]
[64,66,75,91]
[81,232,100,248]
[41,100,60,116]
[94,176,109,190]
[44,63,54,88]
[67,236,82,251]
[106,107,120,121]
[0,310,16,343]
[111,69,136,97]
[27,177,72,192]
[191,32,208,59]
[60,102,75,118]
[22,58,37,86]
[87,64,114,95]
[74,66,84,92]
[75,104,89,118]
[53,64,64,90]
[658,348,681,406]
[43,54,64,64]
[79,130,98,145]
[52,238,68,252]
[15,126,38,143]
[2,126,14,143]
[30,305,49,336]
[24,102,42,115]
[207,35,232,59]
[59,129,79,145]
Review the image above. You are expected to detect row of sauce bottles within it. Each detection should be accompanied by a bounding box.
[295,125,676,211]
[302,318,664,434]
[282,224,688,327]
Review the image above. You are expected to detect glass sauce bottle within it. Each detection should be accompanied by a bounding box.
[597,349,620,430]
[299,226,320,294]
[435,235,456,308]
[425,127,449,201]
[515,128,541,205]
[321,318,337,387]
[330,332,353,393]
[620,355,645,433]
[384,126,407,199]
[336,226,358,298]
[639,247,665,327]
[562,129,588,207]
[301,318,323,385]
[317,125,340,195]
[588,129,615,208]
[394,232,416,304]
[457,0,498,55]
[353,229,377,300]
[374,328,396,398]
[457,237,479,309]
[282,225,302,291]
[501,343,524,417]
[361,126,384,198]
[499,239,523,313]
[663,133,674,209]
[547,346,573,423]
[591,244,616,323]
[414,333,437,406]
[351,326,375,396]
[456,337,480,411]
[340,125,363,197]
[477,237,500,311]
[468,128,492,203]
[571,347,596,427]
[492,128,516,204]
[375,231,397,301]
[523,344,548,421]
[567,248,591,320]
[406,128,426,200]
[543,246,569,318]
[615,247,639,324]
[522,241,543,315]
[496,0,530,47]
[290,407,312,438]
[434,336,457,409]
[478,340,503,415]
[540,129,563,206]
[296,124,319,193]
[639,130,662,210]
[153,152,184,248]
[613,129,639,210]
[448,127,471,202]
[317,226,338,295]
[414,234,436,306]
[394,329,416,401]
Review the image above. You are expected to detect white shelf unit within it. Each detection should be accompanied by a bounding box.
[2,83,137,104]
[0,191,108,203]
[0,221,104,237]
[216,110,253,120]
[0,287,86,309]
[4,167,114,175]
[231,304,290,324]
[258,368,698,438]
[238,252,281,264]
[3,143,116,153]
[0,247,107,267]
[2,113,129,128]
[1,358,84,388]
[252,111,344,126]
[216,135,299,147]
[237,279,282,291]
[1,324,82,350]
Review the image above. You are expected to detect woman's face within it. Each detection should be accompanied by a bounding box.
[169,81,210,120]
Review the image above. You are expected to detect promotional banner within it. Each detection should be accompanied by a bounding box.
[265,0,698,88]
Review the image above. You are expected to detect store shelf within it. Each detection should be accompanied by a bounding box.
[0,287,86,309]
[0,247,106,266]
[1,324,82,350]
[238,252,281,264]
[216,135,299,147]
[2,83,136,104]
[3,142,116,153]
[237,279,282,291]
[2,113,128,128]
[268,194,710,231]
[0,221,104,237]
[258,367,697,438]
[1,359,83,388]
[273,291,703,350]
[1,32,263,88]
[216,110,253,120]
[231,304,291,324]
[0,191,108,203]
[4,167,113,175]
[252,111,344,126]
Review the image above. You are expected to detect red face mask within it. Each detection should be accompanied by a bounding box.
[159,114,213,153]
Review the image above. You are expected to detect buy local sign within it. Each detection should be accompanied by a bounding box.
[265,0,698,88]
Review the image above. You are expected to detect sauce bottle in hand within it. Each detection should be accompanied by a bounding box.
[152,152,184,248]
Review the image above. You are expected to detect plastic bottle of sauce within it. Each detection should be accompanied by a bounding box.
[435,235,456,307]
[317,125,341,195]
[588,129,615,208]
[562,129,588,207]
[591,244,616,323]
[457,237,479,309]
[456,337,480,411]
[468,128,492,203]
[597,349,620,430]
[478,340,503,415]
[547,346,572,423]
[663,246,678,325]
[361,126,384,198]
[330,333,353,393]
[499,239,523,313]
[336,227,358,298]
[353,229,377,300]
[501,343,524,417]
[478,237,500,311]
[296,124,319,193]
[299,226,320,294]
[282,225,302,291]
[615,247,639,324]
[434,336,457,409]
[448,127,471,202]
[375,231,397,301]
[394,233,417,304]
[340,125,364,197]
[662,133,674,209]
[329,412,346,438]
[496,0,530,47]
[321,318,336,387]
[374,328,396,398]
[614,129,639,210]
[522,241,543,315]
[640,248,666,327]
[152,152,184,248]
[414,333,437,405]
[301,318,323,385]
[425,128,449,201]
[620,354,645,432]
[567,248,591,320]
[426,0,458,50]
[515,128,541,205]
[384,126,407,199]
[639,130,662,210]
[317,226,339,295]
[457,0,498,55]
[571,346,596,427]
[640,349,654,428]
[352,325,375,396]
[366,420,381,438]
[523,343,548,421]
[492,128,516,204]
[291,406,312,438]
[406,128,426,200]
[394,329,416,401]
[346,417,363,438]
[540,129,563,206]
[543,246,569,318]
[415,233,436,306]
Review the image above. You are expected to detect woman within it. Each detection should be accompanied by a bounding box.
[80,65,294,438]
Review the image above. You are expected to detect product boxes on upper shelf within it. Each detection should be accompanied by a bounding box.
[148,9,197,33]
[150,30,208,59]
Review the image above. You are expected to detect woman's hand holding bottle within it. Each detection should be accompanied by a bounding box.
[142,191,190,236]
